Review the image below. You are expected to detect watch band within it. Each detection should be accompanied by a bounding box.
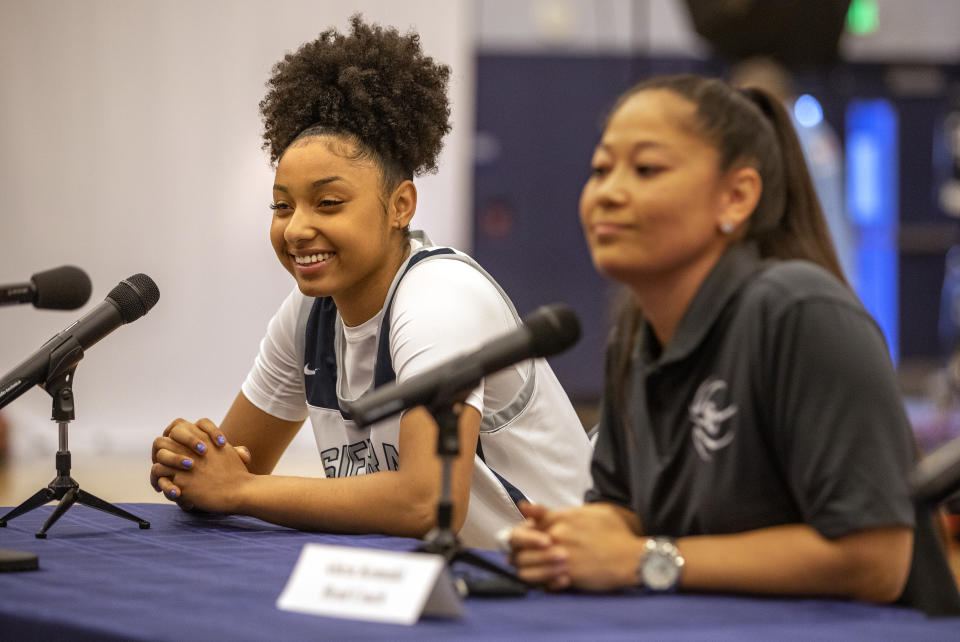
[637,536,685,593]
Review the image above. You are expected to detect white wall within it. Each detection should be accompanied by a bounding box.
[0,0,474,457]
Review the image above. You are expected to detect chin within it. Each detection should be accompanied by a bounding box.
[291,277,333,299]
[592,255,647,285]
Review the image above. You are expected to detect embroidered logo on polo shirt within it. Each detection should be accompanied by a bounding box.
[689,377,738,461]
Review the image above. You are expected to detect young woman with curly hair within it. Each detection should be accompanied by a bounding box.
[506,74,960,615]
[148,15,591,549]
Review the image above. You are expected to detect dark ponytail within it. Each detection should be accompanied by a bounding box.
[740,87,847,285]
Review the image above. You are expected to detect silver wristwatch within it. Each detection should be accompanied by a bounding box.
[637,537,685,593]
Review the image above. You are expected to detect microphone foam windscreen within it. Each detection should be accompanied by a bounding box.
[525,304,581,358]
[31,265,93,310]
[108,274,160,323]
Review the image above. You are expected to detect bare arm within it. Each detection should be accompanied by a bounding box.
[218,391,304,475]
[228,404,479,536]
[677,523,911,603]
[510,503,912,603]
[153,401,480,537]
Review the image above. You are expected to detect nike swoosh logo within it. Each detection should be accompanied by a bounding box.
[304,364,317,376]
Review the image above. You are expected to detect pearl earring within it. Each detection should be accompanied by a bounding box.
[720,221,736,235]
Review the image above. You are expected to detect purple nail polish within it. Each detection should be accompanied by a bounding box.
[182,459,193,468]
[196,443,206,453]
[217,435,226,445]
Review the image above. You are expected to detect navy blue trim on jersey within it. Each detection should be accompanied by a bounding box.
[476,439,527,506]
[303,296,347,417]
[373,248,457,387]
[302,248,457,420]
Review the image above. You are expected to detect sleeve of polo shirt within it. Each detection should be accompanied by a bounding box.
[585,341,634,510]
[766,297,916,539]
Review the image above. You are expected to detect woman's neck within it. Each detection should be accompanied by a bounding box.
[335,240,411,328]
[627,250,724,347]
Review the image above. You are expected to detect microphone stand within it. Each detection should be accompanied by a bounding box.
[0,342,149,538]
[415,397,529,596]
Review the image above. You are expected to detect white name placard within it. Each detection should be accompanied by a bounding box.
[276,543,463,625]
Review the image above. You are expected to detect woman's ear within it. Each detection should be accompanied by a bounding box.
[389,180,417,229]
[716,166,762,235]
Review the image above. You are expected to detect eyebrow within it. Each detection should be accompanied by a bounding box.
[596,141,667,153]
[272,176,344,193]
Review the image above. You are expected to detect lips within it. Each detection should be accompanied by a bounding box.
[591,221,631,238]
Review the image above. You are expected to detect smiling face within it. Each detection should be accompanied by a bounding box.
[579,89,744,289]
[270,135,414,325]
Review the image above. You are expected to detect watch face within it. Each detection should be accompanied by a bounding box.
[642,552,679,591]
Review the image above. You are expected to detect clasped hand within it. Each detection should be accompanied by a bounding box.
[508,501,646,592]
[150,418,252,513]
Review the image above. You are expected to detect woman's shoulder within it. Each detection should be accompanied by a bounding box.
[398,250,505,302]
[387,250,520,380]
[745,259,858,308]
[392,250,515,327]
[734,259,877,331]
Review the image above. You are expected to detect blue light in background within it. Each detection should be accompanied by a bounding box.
[848,130,882,224]
[794,94,824,128]
[846,99,899,363]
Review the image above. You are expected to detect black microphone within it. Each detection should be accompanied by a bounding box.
[343,303,581,427]
[0,266,92,310]
[0,273,160,411]
[911,435,960,505]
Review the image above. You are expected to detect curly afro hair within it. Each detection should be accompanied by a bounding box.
[259,14,451,184]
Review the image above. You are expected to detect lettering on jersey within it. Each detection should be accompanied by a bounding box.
[364,442,382,473]
[320,447,339,478]
[337,441,361,477]
[382,443,400,472]
[320,440,399,477]
[689,377,738,462]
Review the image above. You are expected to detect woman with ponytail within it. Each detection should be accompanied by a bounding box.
[507,74,960,614]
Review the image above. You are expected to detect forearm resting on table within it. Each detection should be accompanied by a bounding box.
[218,392,303,476]
[677,523,913,603]
[225,469,450,536]
[207,394,477,536]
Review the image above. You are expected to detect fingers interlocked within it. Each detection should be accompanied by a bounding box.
[150,417,228,501]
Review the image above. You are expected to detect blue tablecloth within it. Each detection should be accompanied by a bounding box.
[0,503,957,640]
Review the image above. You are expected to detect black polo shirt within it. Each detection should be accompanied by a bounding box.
[587,242,960,615]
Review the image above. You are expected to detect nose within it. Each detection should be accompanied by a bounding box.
[592,169,628,208]
[283,205,317,245]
